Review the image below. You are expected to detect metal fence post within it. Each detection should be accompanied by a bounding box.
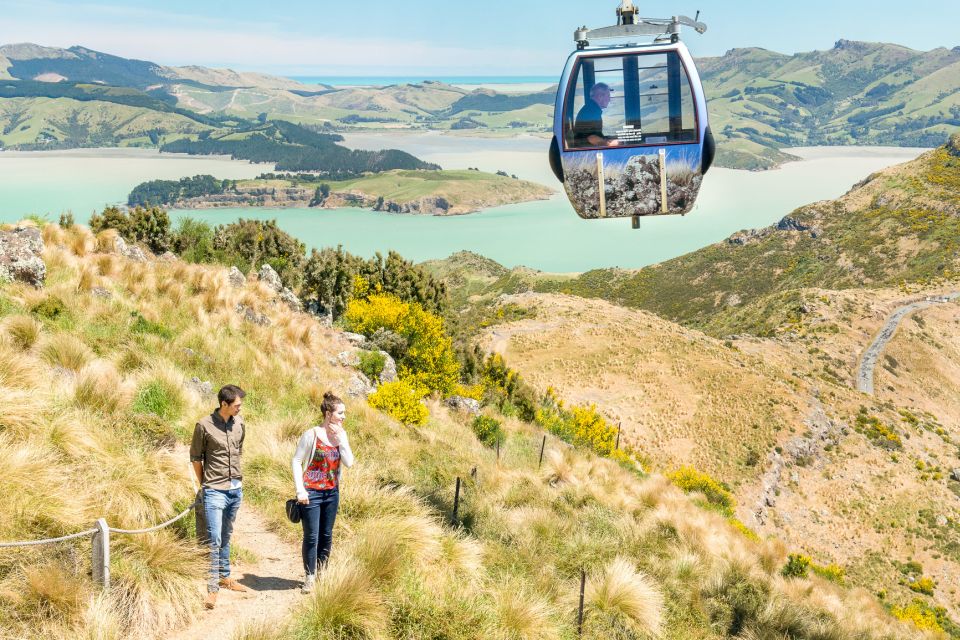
[92,518,110,589]
[538,435,546,469]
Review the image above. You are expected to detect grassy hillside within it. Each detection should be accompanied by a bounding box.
[0,96,214,148]
[475,289,960,630]
[701,41,960,168]
[0,221,937,639]
[527,133,960,337]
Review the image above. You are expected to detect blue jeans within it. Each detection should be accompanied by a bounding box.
[301,488,339,575]
[202,487,242,593]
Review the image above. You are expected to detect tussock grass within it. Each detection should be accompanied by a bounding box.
[41,332,94,371]
[110,532,205,635]
[67,225,96,257]
[297,559,388,639]
[4,314,41,350]
[74,361,130,415]
[492,583,559,640]
[0,342,41,389]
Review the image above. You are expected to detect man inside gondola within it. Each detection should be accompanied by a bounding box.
[573,82,621,148]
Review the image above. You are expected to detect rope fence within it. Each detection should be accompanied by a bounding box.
[1,459,202,590]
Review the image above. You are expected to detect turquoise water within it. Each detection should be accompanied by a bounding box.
[289,75,555,86]
[0,143,928,272]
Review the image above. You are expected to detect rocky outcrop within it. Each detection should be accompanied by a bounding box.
[0,226,45,287]
[227,266,246,288]
[753,396,847,526]
[257,264,283,292]
[279,287,302,312]
[776,216,810,232]
[346,372,375,398]
[378,351,397,383]
[235,303,270,326]
[445,395,481,415]
[112,235,147,262]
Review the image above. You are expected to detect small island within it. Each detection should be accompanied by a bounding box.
[128,170,554,215]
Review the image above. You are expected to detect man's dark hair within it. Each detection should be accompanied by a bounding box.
[218,384,246,407]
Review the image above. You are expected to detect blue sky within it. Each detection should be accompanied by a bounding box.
[1,0,958,76]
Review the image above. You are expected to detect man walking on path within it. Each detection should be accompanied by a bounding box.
[191,384,252,609]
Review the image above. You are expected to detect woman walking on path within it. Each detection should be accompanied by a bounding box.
[291,392,354,593]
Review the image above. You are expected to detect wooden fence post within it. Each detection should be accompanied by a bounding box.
[91,518,110,589]
[577,568,586,635]
[615,422,622,450]
[538,435,546,469]
[451,477,461,526]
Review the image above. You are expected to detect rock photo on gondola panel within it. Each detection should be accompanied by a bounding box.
[562,148,703,219]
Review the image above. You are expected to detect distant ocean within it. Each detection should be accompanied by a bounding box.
[287,75,556,87]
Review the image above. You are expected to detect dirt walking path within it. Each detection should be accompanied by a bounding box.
[169,506,304,640]
[856,292,960,394]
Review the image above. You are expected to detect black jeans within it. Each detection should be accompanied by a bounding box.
[301,488,339,575]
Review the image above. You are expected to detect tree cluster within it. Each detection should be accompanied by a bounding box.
[128,174,234,207]
[89,205,173,254]
[301,246,447,320]
[161,120,439,177]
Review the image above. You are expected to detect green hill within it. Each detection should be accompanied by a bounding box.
[701,41,960,168]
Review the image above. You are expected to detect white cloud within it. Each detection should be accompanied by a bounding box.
[0,7,561,74]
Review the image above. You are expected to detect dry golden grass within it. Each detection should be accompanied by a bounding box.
[492,582,559,640]
[4,314,42,350]
[0,340,41,389]
[109,532,205,636]
[0,387,48,438]
[585,557,664,638]
[76,262,99,292]
[67,226,96,257]
[300,558,388,638]
[74,361,131,415]
[41,333,95,371]
[94,229,120,253]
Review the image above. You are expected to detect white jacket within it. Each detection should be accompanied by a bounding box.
[291,426,355,501]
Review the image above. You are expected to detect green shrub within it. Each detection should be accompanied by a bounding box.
[855,409,903,450]
[133,379,186,421]
[890,598,945,633]
[667,466,736,516]
[90,205,173,254]
[358,350,387,381]
[30,296,68,321]
[212,218,306,289]
[909,576,936,595]
[173,218,217,263]
[130,311,173,339]
[471,415,504,448]
[781,554,811,578]
[367,380,428,426]
[810,562,845,584]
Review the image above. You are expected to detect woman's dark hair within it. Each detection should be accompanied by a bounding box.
[320,391,343,417]
[218,384,246,407]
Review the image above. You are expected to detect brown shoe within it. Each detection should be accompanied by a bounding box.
[204,592,217,609]
[219,578,251,593]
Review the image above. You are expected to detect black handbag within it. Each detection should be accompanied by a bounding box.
[285,498,302,523]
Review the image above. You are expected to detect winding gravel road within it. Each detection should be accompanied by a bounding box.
[857,293,960,394]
